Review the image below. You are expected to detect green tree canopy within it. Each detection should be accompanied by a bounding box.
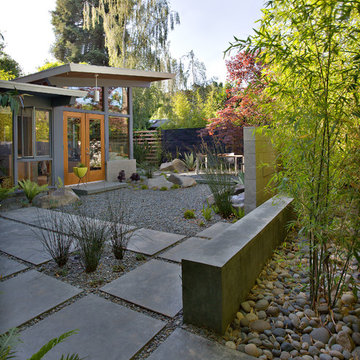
[0,33,22,80]
[51,0,109,65]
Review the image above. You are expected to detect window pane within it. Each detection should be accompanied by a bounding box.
[108,87,128,114]
[36,110,50,156]
[18,160,52,186]
[0,107,13,187]
[67,117,82,173]
[67,87,103,111]
[109,116,129,159]
[18,108,33,157]
[89,118,102,170]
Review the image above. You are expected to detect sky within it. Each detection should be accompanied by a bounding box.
[0,0,264,82]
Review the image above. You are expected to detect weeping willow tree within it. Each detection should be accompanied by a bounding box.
[83,0,180,71]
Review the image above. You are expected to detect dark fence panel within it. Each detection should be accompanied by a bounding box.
[161,127,243,159]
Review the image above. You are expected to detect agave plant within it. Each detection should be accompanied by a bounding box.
[183,152,196,171]
[18,179,48,204]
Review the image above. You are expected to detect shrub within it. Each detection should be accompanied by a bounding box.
[199,220,205,227]
[231,206,244,220]
[184,209,196,219]
[0,185,16,202]
[171,184,180,189]
[106,195,133,260]
[201,203,212,221]
[159,186,168,191]
[67,210,108,273]
[18,179,48,204]
[183,152,196,171]
[36,211,73,267]
[141,184,148,190]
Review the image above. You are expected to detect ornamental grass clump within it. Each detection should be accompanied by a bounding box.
[36,210,73,267]
[106,194,133,260]
[184,209,196,219]
[67,209,108,273]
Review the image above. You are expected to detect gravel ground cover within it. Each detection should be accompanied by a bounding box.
[215,234,360,360]
[59,183,226,237]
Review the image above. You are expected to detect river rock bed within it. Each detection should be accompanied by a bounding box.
[221,235,360,360]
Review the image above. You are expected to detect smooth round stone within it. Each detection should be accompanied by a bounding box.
[292,341,301,350]
[289,314,300,328]
[245,343,261,357]
[281,342,295,352]
[305,309,316,318]
[319,354,332,360]
[329,350,344,359]
[262,340,274,349]
[341,293,356,305]
[275,321,285,328]
[263,349,273,359]
[343,349,351,359]
[273,328,287,338]
[267,306,280,317]
[272,349,281,357]
[331,344,344,352]
[256,299,270,311]
[276,337,286,344]
[344,315,359,325]
[336,331,355,352]
[326,322,336,333]
[258,311,267,320]
[225,341,236,350]
[241,301,252,313]
[302,356,313,360]
[237,344,246,352]
[264,330,273,337]
[310,327,330,344]
[236,312,244,321]
[308,346,320,356]
[291,333,301,341]
[280,351,290,360]
[246,313,259,322]
[249,338,263,347]
[302,342,309,350]
[343,326,353,334]
[314,341,325,349]
[353,333,360,346]
[241,317,250,327]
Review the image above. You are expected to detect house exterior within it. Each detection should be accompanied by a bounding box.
[0,64,173,187]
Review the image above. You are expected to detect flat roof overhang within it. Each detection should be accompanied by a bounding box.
[0,79,87,107]
[14,63,175,88]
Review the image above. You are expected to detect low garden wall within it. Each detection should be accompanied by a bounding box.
[182,195,294,334]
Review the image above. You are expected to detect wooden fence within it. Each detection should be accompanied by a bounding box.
[133,130,161,164]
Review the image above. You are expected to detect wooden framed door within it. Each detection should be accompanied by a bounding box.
[63,112,105,185]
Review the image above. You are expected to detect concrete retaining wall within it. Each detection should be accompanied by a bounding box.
[106,159,136,181]
[244,127,276,214]
[182,195,294,334]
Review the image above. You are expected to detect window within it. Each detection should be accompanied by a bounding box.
[109,116,129,159]
[17,108,51,158]
[18,160,52,186]
[108,87,128,114]
[0,107,13,187]
[68,87,103,111]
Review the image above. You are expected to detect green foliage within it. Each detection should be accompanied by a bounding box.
[233,0,360,307]
[18,180,48,204]
[0,185,16,202]
[51,0,108,65]
[133,142,149,165]
[159,186,168,191]
[199,220,205,227]
[201,203,212,221]
[171,184,180,189]
[141,184,148,190]
[231,206,244,221]
[0,35,22,79]
[136,253,146,261]
[184,209,196,219]
[0,90,23,112]
[183,153,196,171]
[37,61,65,72]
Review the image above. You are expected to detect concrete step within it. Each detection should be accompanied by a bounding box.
[70,181,127,195]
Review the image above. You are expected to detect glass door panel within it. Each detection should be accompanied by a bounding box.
[89,118,102,171]
[67,117,82,173]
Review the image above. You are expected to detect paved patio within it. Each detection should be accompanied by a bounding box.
[0,208,252,359]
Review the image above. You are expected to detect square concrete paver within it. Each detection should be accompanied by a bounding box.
[159,237,212,263]
[0,217,31,233]
[101,259,182,317]
[0,207,50,226]
[17,294,166,360]
[196,221,232,238]
[0,270,81,333]
[0,255,27,278]
[0,226,52,265]
[147,328,254,360]
[126,228,184,255]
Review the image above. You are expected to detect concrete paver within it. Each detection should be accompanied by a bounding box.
[159,237,212,263]
[0,255,27,278]
[196,221,232,238]
[101,259,182,317]
[147,328,254,360]
[0,270,81,333]
[126,228,184,255]
[16,294,166,360]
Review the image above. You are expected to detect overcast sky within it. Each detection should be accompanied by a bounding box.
[0,0,264,82]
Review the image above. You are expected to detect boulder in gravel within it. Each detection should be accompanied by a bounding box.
[33,188,79,209]
[146,176,173,190]
[341,293,356,305]
[245,343,261,357]
[255,299,269,311]
[167,174,196,188]
[159,159,187,173]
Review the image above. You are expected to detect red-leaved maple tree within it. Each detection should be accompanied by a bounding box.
[204,51,269,153]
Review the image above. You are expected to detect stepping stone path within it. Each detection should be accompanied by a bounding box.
[16,295,166,360]
[101,259,182,317]
[0,208,254,359]
[0,270,81,333]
